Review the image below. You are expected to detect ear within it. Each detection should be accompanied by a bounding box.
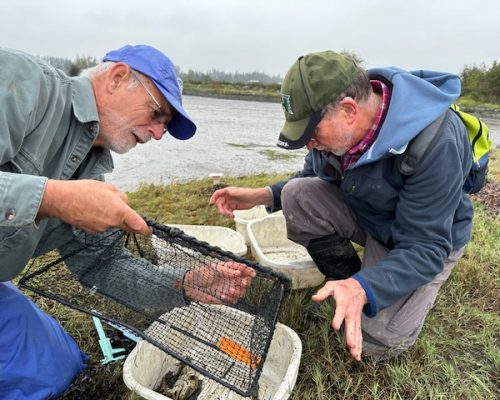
[106,62,131,93]
[339,97,358,125]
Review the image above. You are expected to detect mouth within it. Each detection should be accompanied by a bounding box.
[132,131,150,144]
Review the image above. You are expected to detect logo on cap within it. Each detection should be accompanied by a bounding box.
[277,139,290,148]
[281,94,293,115]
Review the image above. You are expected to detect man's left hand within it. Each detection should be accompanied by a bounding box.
[311,278,368,361]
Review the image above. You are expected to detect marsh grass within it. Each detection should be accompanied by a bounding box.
[226,142,273,148]
[258,149,303,161]
[23,153,499,399]
[183,81,281,102]
[225,143,303,160]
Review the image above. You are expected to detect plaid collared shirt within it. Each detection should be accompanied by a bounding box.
[341,80,390,171]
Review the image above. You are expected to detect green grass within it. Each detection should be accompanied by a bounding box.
[225,143,304,160]
[24,152,499,399]
[183,81,281,102]
[457,96,500,112]
[226,142,274,149]
[258,149,303,161]
[185,82,500,111]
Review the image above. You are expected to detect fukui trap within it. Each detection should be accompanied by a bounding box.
[19,220,291,397]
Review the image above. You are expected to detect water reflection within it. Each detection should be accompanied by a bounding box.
[106,96,500,192]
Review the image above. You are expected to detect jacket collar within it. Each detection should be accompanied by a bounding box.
[70,76,99,125]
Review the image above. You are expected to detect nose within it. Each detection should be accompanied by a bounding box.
[149,121,166,140]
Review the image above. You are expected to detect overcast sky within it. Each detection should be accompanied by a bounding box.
[2,0,499,77]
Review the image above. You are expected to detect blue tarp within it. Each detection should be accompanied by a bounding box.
[0,282,87,399]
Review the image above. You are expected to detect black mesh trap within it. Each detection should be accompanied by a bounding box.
[19,220,291,397]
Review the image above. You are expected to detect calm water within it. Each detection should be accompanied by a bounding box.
[106,96,500,192]
[106,95,308,191]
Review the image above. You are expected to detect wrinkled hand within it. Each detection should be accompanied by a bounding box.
[311,278,368,361]
[38,179,151,235]
[183,261,256,304]
[209,186,271,218]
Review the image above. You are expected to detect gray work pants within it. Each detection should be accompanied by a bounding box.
[281,177,464,360]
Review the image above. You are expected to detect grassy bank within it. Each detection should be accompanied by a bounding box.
[23,151,500,399]
[182,81,500,114]
[456,95,500,113]
[183,81,281,102]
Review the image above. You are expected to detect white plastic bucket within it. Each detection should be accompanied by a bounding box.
[162,224,247,256]
[247,214,325,289]
[233,206,270,245]
[123,322,302,400]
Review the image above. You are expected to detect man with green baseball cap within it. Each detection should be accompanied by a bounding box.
[211,49,473,362]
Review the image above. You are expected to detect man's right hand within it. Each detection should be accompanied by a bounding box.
[38,179,151,235]
[311,277,368,361]
[209,186,271,218]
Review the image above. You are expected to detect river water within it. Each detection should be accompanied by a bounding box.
[106,95,500,192]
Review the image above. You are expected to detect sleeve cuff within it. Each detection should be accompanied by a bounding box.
[352,274,378,317]
[265,186,276,213]
[0,172,47,227]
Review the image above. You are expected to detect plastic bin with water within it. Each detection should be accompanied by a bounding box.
[247,214,325,289]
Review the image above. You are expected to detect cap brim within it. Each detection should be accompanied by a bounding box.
[154,79,197,140]
[276,111,322,150]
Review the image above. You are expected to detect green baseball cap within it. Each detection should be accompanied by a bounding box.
[277,51,359,149]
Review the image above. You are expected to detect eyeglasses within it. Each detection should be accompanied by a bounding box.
[131,70,167,133]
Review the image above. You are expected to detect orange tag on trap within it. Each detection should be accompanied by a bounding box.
[217,336,262,369]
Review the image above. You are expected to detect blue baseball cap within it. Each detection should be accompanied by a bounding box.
[103,44,196,140]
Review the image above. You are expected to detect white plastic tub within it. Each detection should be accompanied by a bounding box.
[247,215,325,289]
[163,224,247,257]
[123,322,302,400]
[233,206,270,245]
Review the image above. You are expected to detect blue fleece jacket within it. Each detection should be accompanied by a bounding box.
[269,67,473,316]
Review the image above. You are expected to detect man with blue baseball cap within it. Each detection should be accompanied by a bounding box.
[0,45,249,399]
[0,44,194,398]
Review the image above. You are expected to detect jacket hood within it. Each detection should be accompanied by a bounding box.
[353,67,461,168]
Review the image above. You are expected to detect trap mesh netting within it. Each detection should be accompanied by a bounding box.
[19,220,291,397]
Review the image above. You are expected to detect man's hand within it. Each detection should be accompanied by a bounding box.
[209,187,271,218]
[183,261,256,304]
[311,277,368,361]
[38,179,151,235]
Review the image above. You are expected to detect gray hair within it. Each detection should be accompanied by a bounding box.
[79,62,114,79]
[80,62,141,89]
[321,68,372,117]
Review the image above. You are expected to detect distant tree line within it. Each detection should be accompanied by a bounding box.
[42,54,499,104]
[41,56,282,83]
[460,61,500,103]
[180,68,282,83]
[40,50,360,84]
[42,55,98,76]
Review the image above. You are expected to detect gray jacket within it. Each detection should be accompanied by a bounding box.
[0,47,111,281]
[0,48,184,313]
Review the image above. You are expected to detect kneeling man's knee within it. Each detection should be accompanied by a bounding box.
[281,179,304,211]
